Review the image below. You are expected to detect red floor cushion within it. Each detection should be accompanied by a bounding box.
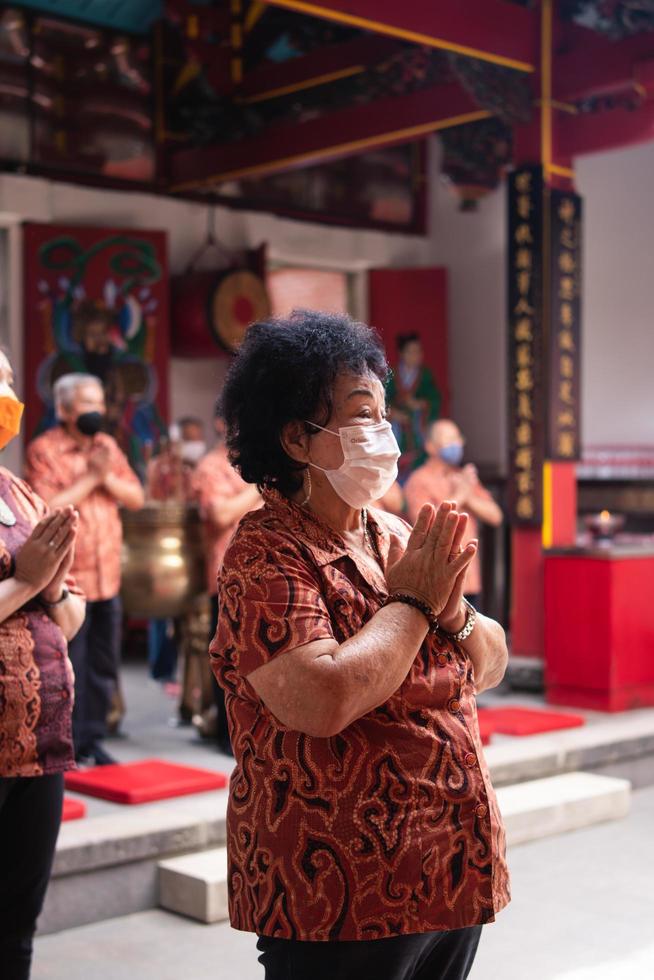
[477,713,494,744]
[476,706,585,736]
[62,796,87,821]
[64,759,228,804]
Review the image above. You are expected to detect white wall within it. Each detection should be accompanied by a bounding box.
[425,145,508,470]
[576,141,654,448]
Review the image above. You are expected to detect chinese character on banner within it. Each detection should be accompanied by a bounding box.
[507,167,545,525]
[548,189,582,461]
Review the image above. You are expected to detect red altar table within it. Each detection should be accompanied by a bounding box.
[544,546,654,712]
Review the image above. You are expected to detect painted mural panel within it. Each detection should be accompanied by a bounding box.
[23,222,169,478]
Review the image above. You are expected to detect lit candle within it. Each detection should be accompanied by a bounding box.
[600,510,611,523]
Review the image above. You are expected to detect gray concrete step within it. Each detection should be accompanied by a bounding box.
[159,847,228,923]
[40,791,229,935]
[497,771,631,846]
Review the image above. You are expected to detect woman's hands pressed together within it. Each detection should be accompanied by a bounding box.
[15,507,79,599]
[386,501,476,621]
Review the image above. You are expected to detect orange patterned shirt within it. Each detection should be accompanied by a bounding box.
[0,468,83,777]
[404,460,495,596]
[25,426,141,602]
[211,488,510,942]
[191,446,254,594]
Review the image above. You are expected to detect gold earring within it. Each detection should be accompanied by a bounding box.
[300,468,312,506]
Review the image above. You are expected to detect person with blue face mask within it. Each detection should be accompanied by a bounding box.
[404,419,503,610]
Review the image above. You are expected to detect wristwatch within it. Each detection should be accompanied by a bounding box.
[41,587,70,607]
[442,598,477,643]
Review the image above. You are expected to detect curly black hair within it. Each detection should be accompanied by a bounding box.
[221,309,389,495]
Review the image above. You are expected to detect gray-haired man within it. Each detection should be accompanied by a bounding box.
[25,373,144,765]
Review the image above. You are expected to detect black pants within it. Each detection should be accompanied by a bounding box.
[210,594,232,754]
[0,774,64,980]
[257,926,482,980]
[68,596,122,753]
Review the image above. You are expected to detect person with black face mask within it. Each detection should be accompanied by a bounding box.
[25,373,144,766]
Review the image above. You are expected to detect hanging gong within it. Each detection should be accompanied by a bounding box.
[211,269,271,353]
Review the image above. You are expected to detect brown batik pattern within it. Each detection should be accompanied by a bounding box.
[0,468,80,777]
[211,488,510,942]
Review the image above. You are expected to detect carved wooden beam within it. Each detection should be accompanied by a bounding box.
[170,82,489,190]
[260,0,537,72]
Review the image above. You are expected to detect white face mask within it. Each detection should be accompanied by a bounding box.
[307,419,400,509]
[181,440,207,465]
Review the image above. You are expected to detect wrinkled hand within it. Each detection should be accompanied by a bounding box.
[386,501,477,617]
[15,508,78,594]
[449,465,477,506]
[41,509,79,602]
[88,443,112,482]
[438,511,474,633]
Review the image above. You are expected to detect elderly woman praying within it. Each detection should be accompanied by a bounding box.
[210,310,510,980]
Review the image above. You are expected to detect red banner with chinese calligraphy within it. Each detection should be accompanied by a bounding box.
[508,167,545,525]
[547,190,582,461]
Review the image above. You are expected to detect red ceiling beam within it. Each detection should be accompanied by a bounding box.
[170,82,489,190]
[239,34,401,102]
[260,0,537,73]
[554,28,654,103]
[559,98,654,158]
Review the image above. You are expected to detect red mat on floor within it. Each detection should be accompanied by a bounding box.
[476,706,585,736]
[477,714,494,745]
[64,759,228,804]
[62,797,87,821]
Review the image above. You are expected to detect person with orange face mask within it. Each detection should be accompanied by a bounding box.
[0,349,86,980]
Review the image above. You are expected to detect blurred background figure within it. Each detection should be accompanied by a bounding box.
[190,402,261,753]
[24,373,144,766]
[144,424,193,689]
[387,332,441,482]
[144,418,206,709]
[175,416,207,467]
[146,426,193,504]
[405,418,503,609]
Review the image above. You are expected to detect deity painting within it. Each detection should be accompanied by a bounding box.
[24,223,170,479]
[387,332,442,481]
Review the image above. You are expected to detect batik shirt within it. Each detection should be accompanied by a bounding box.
[211,488,510,942]
[0,468,82,777]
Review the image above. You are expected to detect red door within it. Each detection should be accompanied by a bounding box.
[367,266,449,414]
